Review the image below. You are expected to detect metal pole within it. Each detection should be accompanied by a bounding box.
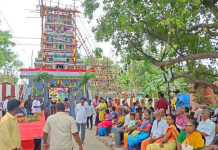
[168,81,171,114]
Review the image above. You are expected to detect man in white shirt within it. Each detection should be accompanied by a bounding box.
[3,96,11,112]
[32,96,41,116]
[75,97,88,144]
[113,109,130,148]
[43,103,83,150]
[87,100,94,130]
[141,110,168,149]
[197,109,216,146]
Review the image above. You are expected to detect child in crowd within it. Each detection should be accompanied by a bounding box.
[124,113,136,133]
[96,101,102,110]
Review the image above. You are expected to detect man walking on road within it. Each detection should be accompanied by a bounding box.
[0,99,22,150]
[43,103,83,150]
[75,97,88,144]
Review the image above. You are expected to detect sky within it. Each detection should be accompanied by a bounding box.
[0,0,119,69]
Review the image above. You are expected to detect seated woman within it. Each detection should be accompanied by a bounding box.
[104,109,110,120]
[124,112,142,149]
[97,106,117,136]
[177,119,205,150]
[111,108,125,138]
[127,109,152,150]
[146,114,180,150]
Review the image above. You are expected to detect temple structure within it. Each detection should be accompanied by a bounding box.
[20,5,95,117]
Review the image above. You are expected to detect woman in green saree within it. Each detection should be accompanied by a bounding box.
[177,119,205,150]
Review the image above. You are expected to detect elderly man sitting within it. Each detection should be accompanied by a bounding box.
[197,109,216,147]
[176,106,187,131]
[141,110,168,149]
[194,105,206,122]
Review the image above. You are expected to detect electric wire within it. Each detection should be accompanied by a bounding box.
[0,11,31,61]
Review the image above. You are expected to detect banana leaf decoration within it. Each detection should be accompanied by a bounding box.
[78,71,98,98]
[31,70,54,97]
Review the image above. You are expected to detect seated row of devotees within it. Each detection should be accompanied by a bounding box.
[96,106,218,150]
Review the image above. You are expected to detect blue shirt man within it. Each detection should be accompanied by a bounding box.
[175,93,184,110]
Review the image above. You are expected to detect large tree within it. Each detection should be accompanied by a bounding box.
[82,0,218,94]
[0,23,23,84]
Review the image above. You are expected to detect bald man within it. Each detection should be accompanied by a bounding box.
[197,109,216,146]
[194,105,206,122]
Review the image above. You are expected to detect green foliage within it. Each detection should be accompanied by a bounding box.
[0,28,23,81]
[32,70,54,83]
[94,47,103,58]
[38,50,42,57]
[17,115,40,123]
[30,70,53,97]
[79,71,98,88]
[33,87,40,96]
[192,89,204,104]
[82,0,218,93]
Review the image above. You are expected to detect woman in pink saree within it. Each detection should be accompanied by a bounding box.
[97,106,117,136]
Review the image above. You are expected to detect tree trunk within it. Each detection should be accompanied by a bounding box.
[84,84,86,98]
[31,82,35,97]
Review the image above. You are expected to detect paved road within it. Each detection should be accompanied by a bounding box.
[73,126,123,150]
[72,126,111,150]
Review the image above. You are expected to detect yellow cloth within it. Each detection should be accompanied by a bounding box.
[118,115,125,123]
[99,103,107,121]
[124,132,128,148]
[182,131,204,149]
[141,103,147,108]
[41,110,44,116]
[163,116,167,120]
[34,113,42,117]
[111,116,125,138]
[217,124,218,133]
[0,112,21,150]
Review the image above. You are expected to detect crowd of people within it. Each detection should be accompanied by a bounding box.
[92,93,218,150]
[2,91,218,150]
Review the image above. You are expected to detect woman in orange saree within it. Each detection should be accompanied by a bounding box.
[146,114,180,150]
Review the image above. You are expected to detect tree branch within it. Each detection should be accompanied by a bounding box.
[170,74,218,94]
[186,61,191,75]
[187,23,218,32]
[137,52,218,67]
[207,30,218,36]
